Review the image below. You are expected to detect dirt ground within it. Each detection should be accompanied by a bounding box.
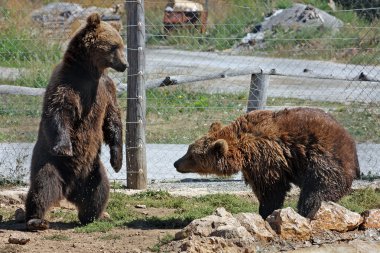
[1,227,179,253]
[1,204,179,252]
[0,187,180,253]
[1,187,380,253]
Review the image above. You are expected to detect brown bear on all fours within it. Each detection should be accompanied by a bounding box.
[174,107,360,219]
[25,13,128,230]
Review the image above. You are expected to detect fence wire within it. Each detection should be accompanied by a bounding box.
[0,0,379,185]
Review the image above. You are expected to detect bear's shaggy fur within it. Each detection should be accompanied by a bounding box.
[174,108,360,219]
[25,13,128,230]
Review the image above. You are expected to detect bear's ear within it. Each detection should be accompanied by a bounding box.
[211,139,228,156]
[87,13,101,27]
[209,122,223,134]
[109,21,122,32]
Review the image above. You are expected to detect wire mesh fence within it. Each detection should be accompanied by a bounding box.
[0,0,379,186]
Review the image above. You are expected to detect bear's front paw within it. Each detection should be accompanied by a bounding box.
[52,141,73,156]
[110,146,122,172]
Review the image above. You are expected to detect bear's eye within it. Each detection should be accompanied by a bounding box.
[110,45,119,51]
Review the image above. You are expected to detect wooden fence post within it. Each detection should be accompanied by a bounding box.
[247,73,269,112]
[125,0,147,189]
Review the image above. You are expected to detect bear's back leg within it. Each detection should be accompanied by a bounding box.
[297,156,351,218]
[67,159,110,225]
[25,163,64,230]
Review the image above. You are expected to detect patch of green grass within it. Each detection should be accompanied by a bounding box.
[150,233,175,253]
[0,6,61,88]
[0,208,15,222]
[339,188,380,213]
[49,209,78,223]
[0,91,378,144]
[13,62,54,88]
[275,0,293,9]
[0,178,27,188]
[44,234,71,241]
[110,180,126,190]
[303,0,332,11]
[0,21,61,68]
[75,221,115,233]
[31,188,380,234]
[75,191,258,232]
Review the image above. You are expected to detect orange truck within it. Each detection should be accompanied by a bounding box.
[163,0,207,33]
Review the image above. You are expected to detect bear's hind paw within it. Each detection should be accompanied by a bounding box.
[26,219,49,231]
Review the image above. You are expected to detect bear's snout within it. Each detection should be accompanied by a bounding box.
[173,160,180,170]
[113,61,128,72]
[174,158,187,173]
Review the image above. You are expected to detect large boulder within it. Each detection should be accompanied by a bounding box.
[259,4,343,32]
[240,3,343,47]
[266,207,311,241]
[234,212,275,241]
[311,201,363,232]
[175,207,242,240]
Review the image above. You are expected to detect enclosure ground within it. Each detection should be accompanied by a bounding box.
[1,226,179,253]
[1,180,380,252]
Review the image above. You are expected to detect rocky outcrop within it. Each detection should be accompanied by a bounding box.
[170,204,380,252]
[311,202,363,232]
[240,4,344,49]
[259,4,343,33]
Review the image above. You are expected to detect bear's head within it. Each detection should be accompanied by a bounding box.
[66,13,128,73]
[174,122,242,176]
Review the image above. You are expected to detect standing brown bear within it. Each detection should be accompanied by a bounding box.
[174,108,360,219]
[25,13,127,230]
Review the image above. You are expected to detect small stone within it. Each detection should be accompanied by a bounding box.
[135,204,146,209]
[8,233,31,245]
[14,208,25,223]
[214,207,234,218]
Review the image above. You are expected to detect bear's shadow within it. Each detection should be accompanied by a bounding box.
[126,217,190,230]
[0,220,78,231]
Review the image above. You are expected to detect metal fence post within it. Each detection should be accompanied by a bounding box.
[125,0,147,189]
[247,73,269,112]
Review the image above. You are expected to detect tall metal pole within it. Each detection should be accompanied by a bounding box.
[125,0,147,189]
